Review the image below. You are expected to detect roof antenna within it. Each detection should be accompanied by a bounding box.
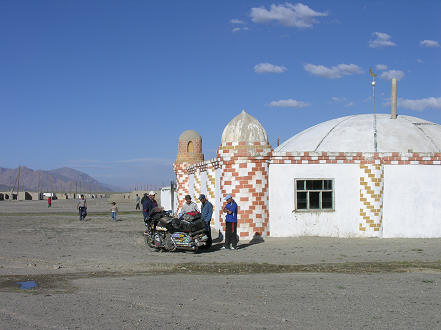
[391,78,397,119]
[369,68,378,152]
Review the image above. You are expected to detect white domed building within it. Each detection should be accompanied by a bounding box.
[270,113,441,238]
[174,88,441,239]
[174,110,272,240]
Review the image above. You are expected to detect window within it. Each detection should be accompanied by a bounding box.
[295,179,334,211]
[187,141,194,153]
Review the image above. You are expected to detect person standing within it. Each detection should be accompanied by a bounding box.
[135,194,141,210]
[199,194,213,248]
[47,196,52,208]
[142,192,155,222]
[179,195,199,216]
[141,193,148,205]
[222,194,238,250]
[77,194,87,221]
[110,202,118,223]
[148,191,158,208]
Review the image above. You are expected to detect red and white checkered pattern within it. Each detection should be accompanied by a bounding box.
[271,151,441,165]
[217,141,272,240]
[173,162,191,214]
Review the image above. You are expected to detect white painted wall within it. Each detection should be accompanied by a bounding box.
[214,167,222,232]
[160,186,178,213]
[188,174,194,199]
[382,165,441,238]
[269,164,362,237]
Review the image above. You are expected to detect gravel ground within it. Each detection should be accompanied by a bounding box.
[1,199,441,329]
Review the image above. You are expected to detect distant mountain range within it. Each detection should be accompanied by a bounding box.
[0,166,117,192]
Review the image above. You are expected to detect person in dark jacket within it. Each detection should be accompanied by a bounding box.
[142,194,155,222]
[141,193,148,205]
[199,194,213,248]
[148,191,158,208]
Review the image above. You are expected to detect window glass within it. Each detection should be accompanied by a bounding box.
[306,180,322,190]
[297,192,307,209]
[322,191,333,209]
[295,179,334,211]
[309,192,320,209]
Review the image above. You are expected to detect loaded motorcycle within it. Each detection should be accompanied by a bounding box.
[144,209,211,252]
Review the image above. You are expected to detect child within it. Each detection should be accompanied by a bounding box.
[110,202,118,223]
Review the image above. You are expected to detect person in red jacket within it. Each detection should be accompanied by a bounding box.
[47,196,52,208]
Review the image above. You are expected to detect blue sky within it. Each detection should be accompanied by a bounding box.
[2,1,440,190]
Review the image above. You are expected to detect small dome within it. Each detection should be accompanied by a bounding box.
[221,110,268,144]
[179,130,201,142]
[276,114,441,153]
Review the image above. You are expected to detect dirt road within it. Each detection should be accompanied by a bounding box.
[1,199,441,329]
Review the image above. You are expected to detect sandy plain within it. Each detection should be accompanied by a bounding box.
[1,199,441,329]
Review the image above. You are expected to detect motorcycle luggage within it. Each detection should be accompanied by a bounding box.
[190,218,205,232]
[159,215,173,226]
[172,218,205,233]
[182,212,201,222]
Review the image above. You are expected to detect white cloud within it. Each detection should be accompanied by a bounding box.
[369,32,396,48]
[375,64,388,71]
[420,40,440,48]
[268,99,310,108]
[417,58,423,63]
[304,63,363,79]
[232,26,249,33]
[230,18,246,25]
[380,69,405,81]
[250,3,327,28]
[230,18,248,32]
[254,62,287,74]
[398,97,441,111]
[331,96,347,103]
[330,97,353,107]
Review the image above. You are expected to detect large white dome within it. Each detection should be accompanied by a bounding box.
[221,110,268,144]
[276,114,441,153]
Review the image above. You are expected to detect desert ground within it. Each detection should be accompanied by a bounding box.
[1,199,441,329]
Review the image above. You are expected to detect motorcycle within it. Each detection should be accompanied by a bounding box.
[144,209,211,252]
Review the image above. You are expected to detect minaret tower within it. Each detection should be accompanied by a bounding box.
[217,110,273,239]
[173,130,204,213]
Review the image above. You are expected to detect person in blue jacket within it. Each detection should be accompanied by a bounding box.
[222,194,238,250]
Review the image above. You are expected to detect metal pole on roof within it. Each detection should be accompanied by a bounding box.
[369,68,378,152]
[170,180,175,215]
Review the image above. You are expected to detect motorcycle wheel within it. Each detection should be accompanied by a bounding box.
[144,233,156,250]
[164,236,176,252]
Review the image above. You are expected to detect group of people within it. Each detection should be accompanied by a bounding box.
[76,189,239,249]
[75,194,118,223]
[179,193,238,250]
[141,191,238,250]
[140,191,158,219]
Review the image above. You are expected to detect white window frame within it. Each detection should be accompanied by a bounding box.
[294,178,335,212]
